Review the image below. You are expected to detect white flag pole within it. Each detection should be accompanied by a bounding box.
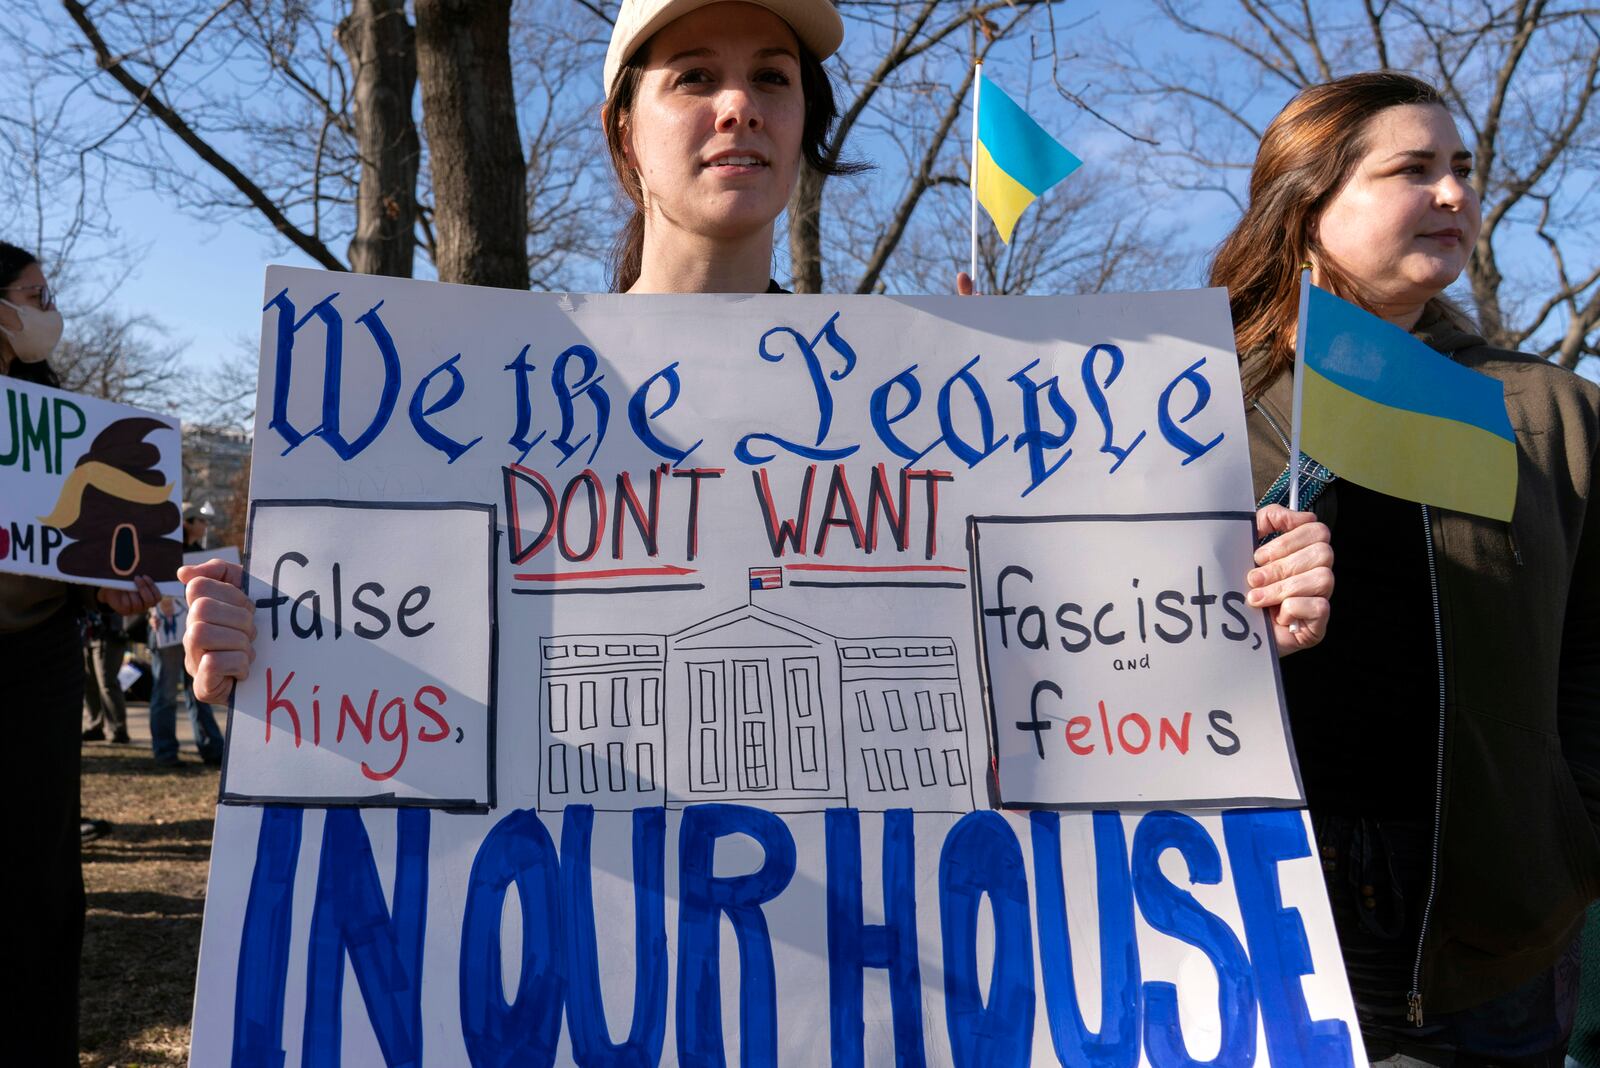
[969,63,982,292]
[1289,266,1311,512]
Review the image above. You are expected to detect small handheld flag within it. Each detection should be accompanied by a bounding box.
[970,65,1082,262]
[1289,272,1517,521]
[749,567,783,591]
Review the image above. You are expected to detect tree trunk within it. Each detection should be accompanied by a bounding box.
[336,0,420,277]
[789,168,825,293]
[414,0,528,289]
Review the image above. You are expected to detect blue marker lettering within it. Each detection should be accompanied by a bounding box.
[263,289,401,460]
[735,312,861,464]
[1132,811,1255,1067]
[1009,359,1078,496]
[504,343,546,460]
[301,808,429,1068]
[1082,344,1147,474]
[551,345,610,468]
[677,804,797,1068]
[1223,809,1354,1067]
[869,366,928,462]
[562,806,668,1068]
[826,808,926,1068]
[1157,358,1225,466]
[629,362,703,467]
[410,353,482,463]
[940,811,1034,1068]
[459,808,565,1068]
[1032,811,1141,1067]
[232,807,303,1068]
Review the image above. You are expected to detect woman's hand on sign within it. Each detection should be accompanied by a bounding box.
[1248,505,1334,655]
[956,271,975,296]
[178,556,257,703]
[97,575,160,615]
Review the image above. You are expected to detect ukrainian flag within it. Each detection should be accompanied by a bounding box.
[1300,284,1518,521]
[974,71,1081,244]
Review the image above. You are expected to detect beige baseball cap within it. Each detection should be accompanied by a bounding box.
[603,0,844,97]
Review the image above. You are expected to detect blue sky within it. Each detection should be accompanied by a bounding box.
[11,0,1594,411]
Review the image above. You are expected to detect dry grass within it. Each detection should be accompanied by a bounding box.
[78,738,218,1068]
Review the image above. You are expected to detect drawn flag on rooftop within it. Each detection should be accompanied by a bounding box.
[971,67,1082,245]
[1293,279,1518,521]
[749,566,783,591]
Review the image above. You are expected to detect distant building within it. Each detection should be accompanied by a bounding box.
[538,604,976,814]
[181,424,251,539]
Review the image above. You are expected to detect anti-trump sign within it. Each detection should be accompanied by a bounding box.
[0,377,183,591]
[191,267,1361,1066]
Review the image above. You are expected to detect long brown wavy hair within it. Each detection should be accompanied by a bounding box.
[1210,71,1475,400]
[602,31,864,292]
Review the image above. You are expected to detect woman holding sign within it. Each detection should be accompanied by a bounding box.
[180,1,884,681]
[1,242,160,1062]
[1216,72,1600,1063]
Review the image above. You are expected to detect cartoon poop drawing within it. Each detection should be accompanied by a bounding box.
[40,417,182,582]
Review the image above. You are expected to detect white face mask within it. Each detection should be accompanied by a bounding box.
[0,298,64,364]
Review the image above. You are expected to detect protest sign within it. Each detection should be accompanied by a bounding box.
[191,266,1361,1066]
[0,375,183,591]
[152,547,242,649]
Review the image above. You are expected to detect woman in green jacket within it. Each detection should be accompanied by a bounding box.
[1216,72,1600,1065]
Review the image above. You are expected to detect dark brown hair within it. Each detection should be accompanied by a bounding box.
[0,241,60,387]
[602,35,865,292]
[1209,71,1472,399]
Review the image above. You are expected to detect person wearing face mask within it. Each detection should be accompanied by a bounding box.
[1217,74,1599,1064]
[1,241,160,1063]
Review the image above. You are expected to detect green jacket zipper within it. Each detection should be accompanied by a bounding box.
[1408,503,1447,1026]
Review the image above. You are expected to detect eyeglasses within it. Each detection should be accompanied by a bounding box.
[2,282,55,311]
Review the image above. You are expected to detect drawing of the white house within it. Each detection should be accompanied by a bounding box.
[537,604,977,813]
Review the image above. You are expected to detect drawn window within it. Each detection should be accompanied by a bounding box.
[790,671,814,718]
[543,645,567,660]
[873,647,902,659]
[580,681,597,730]
[933,644,954,656]
[634,643,660,657]
[915,691,936,731]
[612,677,630,728]
[605,644,631,656]
[575,645,599,657]
[699,727,721,785]
[943,748,967,786]
[642,677,660,727]
[855,690,874,732]
[579,743,598,793]
[548,683,569,734]
[547,743,569,794]
[797,726,818,773]
[885,691,908,732]
[698,671,718,724]
[886,749,908,791]
[940,692,962,733]
[742,720,771,790]
[608,742,627,792]
[861,748,885,792]
[637,743,656,792]
[841,646,869,660]
[904,646,929,658]
[915,747,937,787]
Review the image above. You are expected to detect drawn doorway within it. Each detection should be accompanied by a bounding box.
[733,660,777,791]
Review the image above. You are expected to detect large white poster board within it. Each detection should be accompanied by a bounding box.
[0,376,183,591]
[191,267,1360,1067]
